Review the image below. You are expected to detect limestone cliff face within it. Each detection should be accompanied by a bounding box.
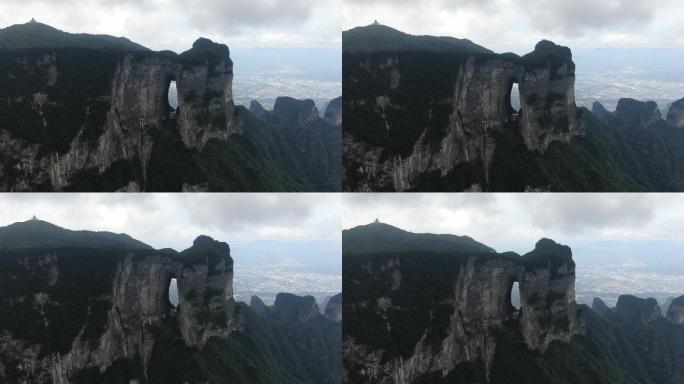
[667,295,684,325]
[343,29,580,191]
[613,295,662,326]
[0,38,235,191]
[0,234,235,384]
[667,98,684,128]
[324,293,342,322]
[324,97,342,128]
[343,224,578,383]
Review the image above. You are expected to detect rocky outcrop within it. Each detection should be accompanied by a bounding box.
[249,295,269,315]
[273,97,320,128]
[0,34,235,191]
[272,293,320,324]
[592,101,612,121]
[324,96,342,128]
[592,297,612,318]
[249,100,270,119]
[667,98,684,128]
[343,26,580,191]
[613,98,662,129]
[324,293,342,322]
[0,229,235,383]
[343,223,579,383]
[613,295,661,326]
[667,295,684,325]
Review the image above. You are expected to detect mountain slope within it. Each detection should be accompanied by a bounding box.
[0,21,340,192]
[0,20,149,51]
[342,24,684,192]
[0,220,340,384]
[343,23,491,54]
[342,222,684,383]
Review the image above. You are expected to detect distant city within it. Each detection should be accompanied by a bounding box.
[233,69,341,112]
[575,72,684,113]
[576,265,684,309]
[233,262,341,307]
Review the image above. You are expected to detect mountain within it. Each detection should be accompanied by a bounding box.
[587,295,684,384]
[342,24,684,192]
[0,219,151,250]
[0,21,340,192]
[324,96,342,128]
[0,220,340,383]
[324,293,342,322]
[343,222,684,383]
[343,220,494,255]
[243,96,341,191]
[0,19,149,51]
[667,98,684,127]
[249,293,342,384]
[343,23,491,54]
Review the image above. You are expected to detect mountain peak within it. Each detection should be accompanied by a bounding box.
[343,23,492,54]
[0,220,152,251]
[343,221,495,256]
[0,21,149,51]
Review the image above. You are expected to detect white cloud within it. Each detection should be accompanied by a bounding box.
[343,193,684,252]
[343,0,681,52]
[0,0,340,50]
[0,193,341,250]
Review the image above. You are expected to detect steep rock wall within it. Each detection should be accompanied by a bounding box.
[0,236,235,384]
[343,40,579,191]
[667,295,684,325]
[0,38,235,191]
[667,98,684,128]
[343,237,578,383]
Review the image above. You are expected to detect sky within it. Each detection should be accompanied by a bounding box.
[343,193,684,263]
[0,192,341,256]
[0,0,341,51]
[343,0,684,54]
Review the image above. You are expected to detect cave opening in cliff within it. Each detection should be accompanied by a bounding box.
[507,280,521,320]
[166,277,179,316]
[164,78,178,120]
[507,81,521,121]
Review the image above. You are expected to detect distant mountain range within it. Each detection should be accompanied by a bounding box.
[343,221,684,383]
[0,219,341,383]
[343,23,684,192]
[0,21,341,192]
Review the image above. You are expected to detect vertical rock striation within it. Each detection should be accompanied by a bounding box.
[343,223,579,383]
[343,25,580,191]
[0,37,235,190]
[0,229,235,383]
[667,295,684,325]
[667,98,684,128]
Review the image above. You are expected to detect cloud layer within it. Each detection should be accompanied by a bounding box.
[0,0,340,50]
[0,193,341,250]
[343,193,684,252]
[343,0,680,51]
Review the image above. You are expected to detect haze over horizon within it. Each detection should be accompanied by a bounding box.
[344,0,684,110]
[0,0,341,107]
[0,194,342,302]
[344,194,684,306]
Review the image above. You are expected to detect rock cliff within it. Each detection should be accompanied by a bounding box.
[667,98,684,128]
[343,222,578,383]
[324,293,342,322]
[0,21,341,192]
[0,220,340,384]
[324,96,342,128]
[343,24,580,191]
[0,222,235,383]
[0,29,234,190]
[667,295,684,325]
